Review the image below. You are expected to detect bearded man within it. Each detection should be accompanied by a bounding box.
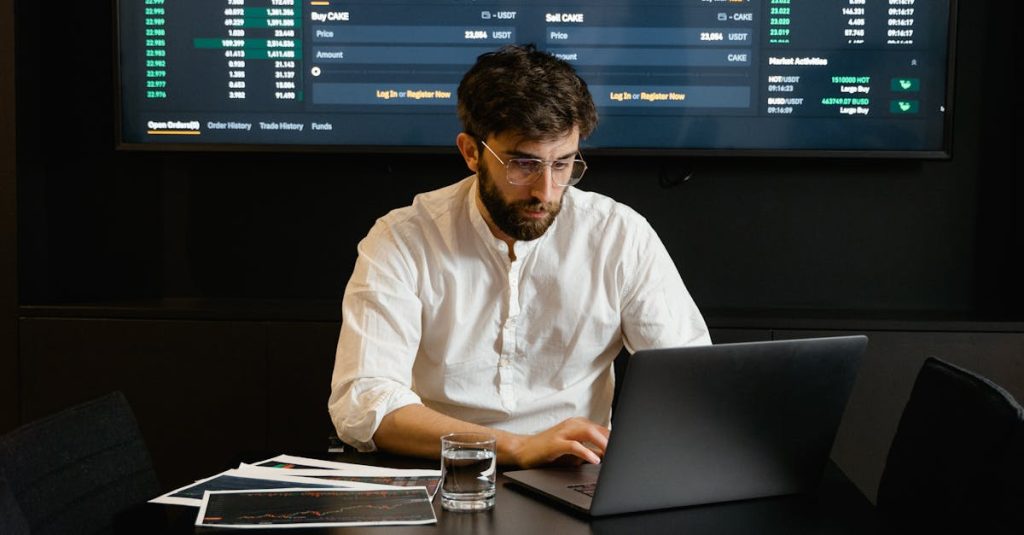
[328,44,709,468]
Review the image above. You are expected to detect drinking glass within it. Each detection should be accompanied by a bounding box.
[440,432,497,511]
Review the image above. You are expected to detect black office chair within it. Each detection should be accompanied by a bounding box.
[1,472,30,535]
[876,357,1024,534]
[0,391,163,535]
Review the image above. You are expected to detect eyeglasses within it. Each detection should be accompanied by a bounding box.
[480,140,587,187]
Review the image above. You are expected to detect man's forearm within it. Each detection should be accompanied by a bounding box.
[373,404,525,465]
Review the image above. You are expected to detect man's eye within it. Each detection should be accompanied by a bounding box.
[512,159,542,172]
[551,160,571,171]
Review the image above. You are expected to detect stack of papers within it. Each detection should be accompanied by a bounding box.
[150,454,440,528]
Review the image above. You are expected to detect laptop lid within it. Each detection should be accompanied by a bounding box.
[505,335,867,516]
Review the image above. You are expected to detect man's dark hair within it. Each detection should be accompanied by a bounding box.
[457,44,598,142]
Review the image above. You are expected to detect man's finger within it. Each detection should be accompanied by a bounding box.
[559,421,610,453]
[566,441,601,464]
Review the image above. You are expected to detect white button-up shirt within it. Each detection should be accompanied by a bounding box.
[329,176,710,451]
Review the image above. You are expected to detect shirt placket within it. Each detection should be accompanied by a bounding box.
[499,256,520,411]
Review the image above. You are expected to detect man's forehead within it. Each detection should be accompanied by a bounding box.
[492,128,580,155]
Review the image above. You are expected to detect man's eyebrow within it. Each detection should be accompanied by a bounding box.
[506,148,579,160]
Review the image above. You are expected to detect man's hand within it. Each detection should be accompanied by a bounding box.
[507,417,610,468]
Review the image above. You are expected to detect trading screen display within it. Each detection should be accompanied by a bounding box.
[117,0,954,155]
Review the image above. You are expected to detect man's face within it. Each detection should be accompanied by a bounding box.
[475,129,580,242]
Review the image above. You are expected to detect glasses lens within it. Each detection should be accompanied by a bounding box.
[553,160,586,186]
[505,158,587,186]
[569,160,587,181]
[506,159,543,184]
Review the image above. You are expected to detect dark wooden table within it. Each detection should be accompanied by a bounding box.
[160,450,883,534]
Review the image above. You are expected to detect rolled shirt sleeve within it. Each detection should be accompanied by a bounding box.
[328,223,425,451]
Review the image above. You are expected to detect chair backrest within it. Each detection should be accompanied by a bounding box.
[1,472,30,535]
[876,357,1024,534]
[0,391,161,535]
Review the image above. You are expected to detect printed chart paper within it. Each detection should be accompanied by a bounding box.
[196,487,437,528]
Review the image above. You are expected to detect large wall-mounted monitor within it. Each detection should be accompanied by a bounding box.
[116,0,956,157]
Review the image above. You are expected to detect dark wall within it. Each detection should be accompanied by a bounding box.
[1,0,17,432]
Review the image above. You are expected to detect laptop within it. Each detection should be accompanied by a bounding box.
[504,335,867,516]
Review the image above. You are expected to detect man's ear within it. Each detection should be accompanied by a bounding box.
[456,132,480,173]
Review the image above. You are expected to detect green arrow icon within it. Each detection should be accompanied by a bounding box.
[890,78,920,92]
[890,100,919,113]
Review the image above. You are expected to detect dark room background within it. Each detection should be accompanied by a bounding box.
[1,0,1020,503]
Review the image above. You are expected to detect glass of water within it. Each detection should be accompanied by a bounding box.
[440,432,496,512]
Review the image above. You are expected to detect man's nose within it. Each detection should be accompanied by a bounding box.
[529,166,562,203]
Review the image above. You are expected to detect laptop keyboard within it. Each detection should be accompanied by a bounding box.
[568,482,597,497]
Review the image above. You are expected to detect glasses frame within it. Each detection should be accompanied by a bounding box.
[479,140,587,187]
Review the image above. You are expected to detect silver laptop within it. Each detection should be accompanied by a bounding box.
[504,336,867,516]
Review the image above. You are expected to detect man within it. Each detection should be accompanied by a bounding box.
[329,44,709,468]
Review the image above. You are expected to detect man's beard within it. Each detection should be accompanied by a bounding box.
[478,164,563,241]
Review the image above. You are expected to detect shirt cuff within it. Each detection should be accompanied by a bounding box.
[333,383,423,452]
